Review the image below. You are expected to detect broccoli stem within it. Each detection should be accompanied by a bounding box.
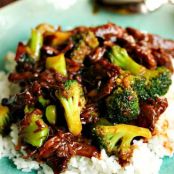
[46,53,67,76]
[110,45,146,75]
[117,124,151,153]
[29,29,43,60]
[59,95,82,136]
[56,80,85,136]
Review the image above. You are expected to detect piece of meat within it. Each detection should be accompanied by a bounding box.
[88,47,106,63]
[125,27,174,71]
[151,48,173,71]
[38,130,99,159]
[137,98,168,131]
[92,23,124,40]
[81,103,99,124]
[82,59,120,99]
[37,130,99,173]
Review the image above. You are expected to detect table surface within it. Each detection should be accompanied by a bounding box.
[0,0,17,8]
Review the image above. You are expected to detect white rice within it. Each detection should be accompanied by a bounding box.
[4,52,17,73]
[0,53,174,174]
[0,52,19,101]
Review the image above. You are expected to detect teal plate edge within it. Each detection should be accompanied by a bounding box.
[0,0,174,173]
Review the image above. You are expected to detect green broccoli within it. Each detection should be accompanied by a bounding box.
[109,45,172,100]
[93,124,151,160]
[106,86,140,123]
[81,31,99,49]
[71,31,99,63]
[0,105,10,134]
[28,28,43,61]
[56,80,86,136]
[20,109,49,147]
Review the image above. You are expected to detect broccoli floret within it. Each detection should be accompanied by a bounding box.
[0,105,10,134]
[20,109,49,147]
[71,31,99,63]
[81,31,99,49]
[131,76,149,100]
[145,67,172,98]
[93,124,151,160]
[56,80,86,136]
[109,45,172,99]
[106,86,139,123]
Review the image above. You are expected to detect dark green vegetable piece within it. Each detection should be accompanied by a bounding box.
[106,86,140,123]
[20,109,49,147]
[71,31,99,63]
[0,105,10,134]
[109,45,172,99]
[56,80,86,136]
[93,124,151,160]
[45,105,57,125]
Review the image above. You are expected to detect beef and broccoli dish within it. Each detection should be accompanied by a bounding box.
[1,23,174,173]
